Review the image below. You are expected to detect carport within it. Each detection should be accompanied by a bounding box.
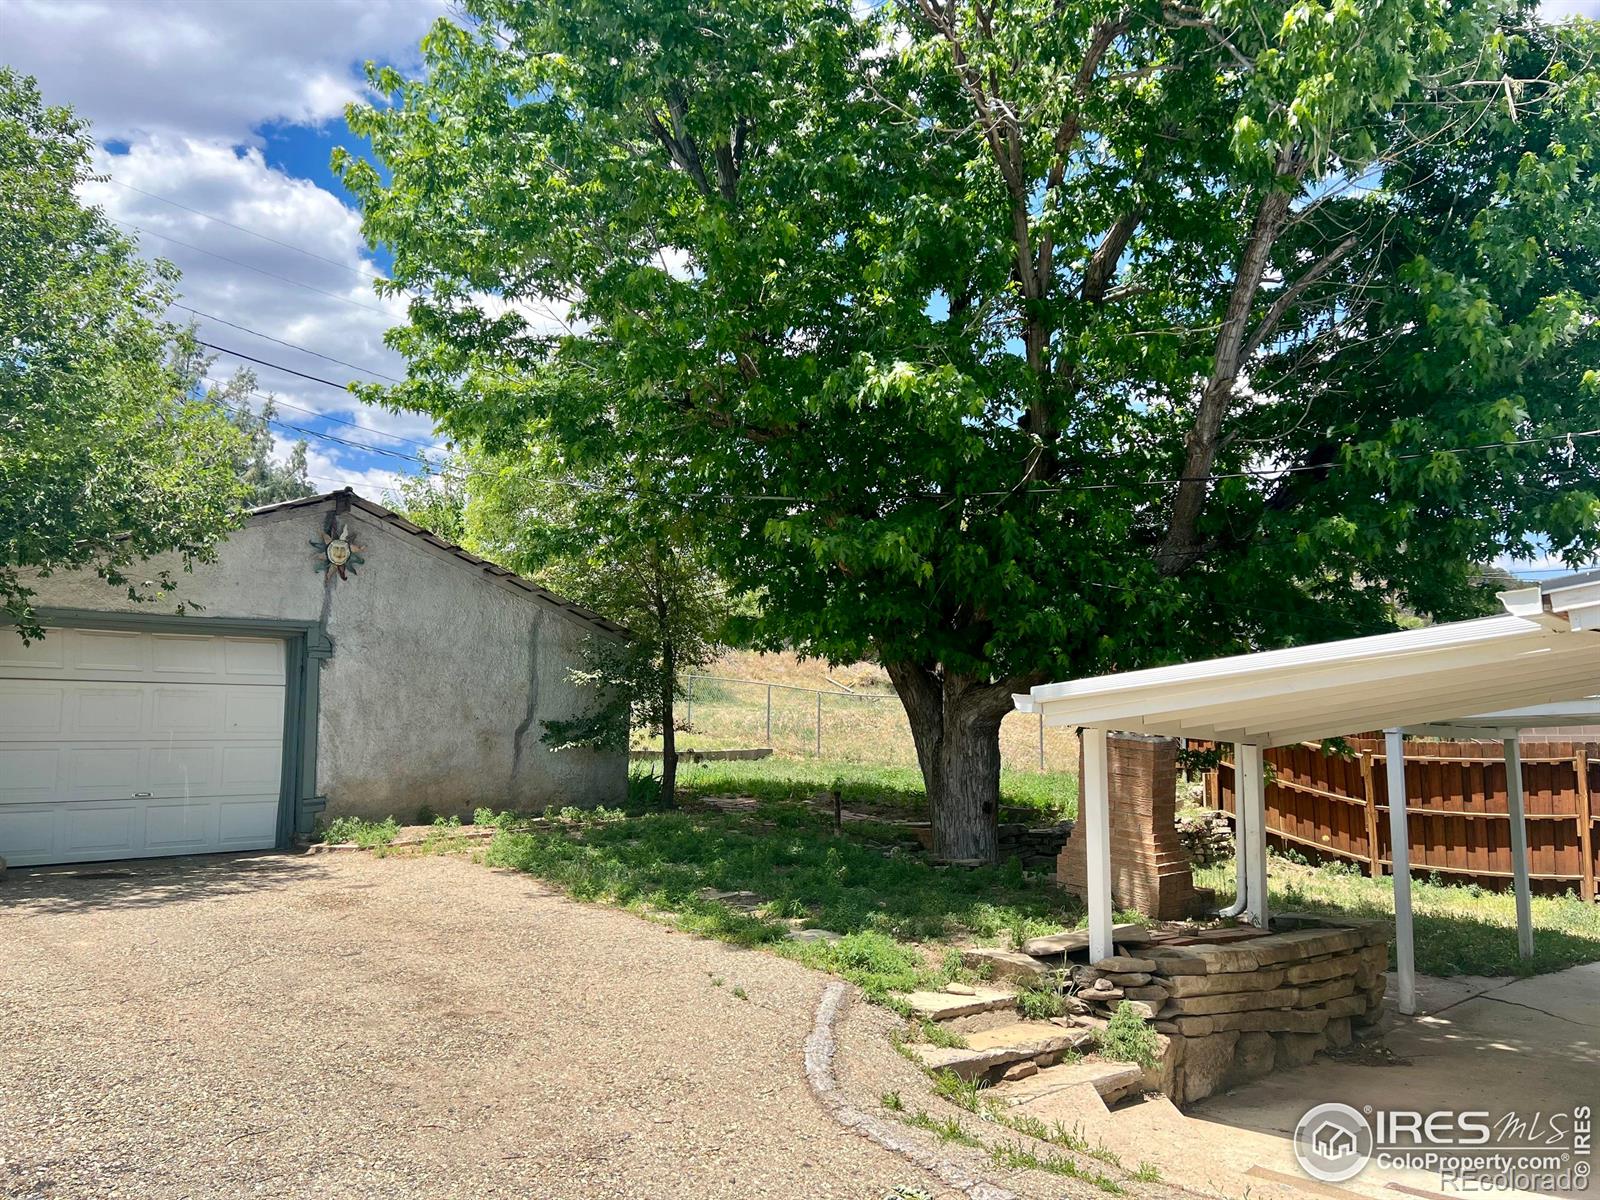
[1015,580,1600,1015]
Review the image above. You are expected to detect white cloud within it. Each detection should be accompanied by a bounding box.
[78,136,446,486]
[4,0,447,144]
[1540,0,1600,17]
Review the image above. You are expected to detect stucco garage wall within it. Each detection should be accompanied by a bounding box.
[21,497,627,823]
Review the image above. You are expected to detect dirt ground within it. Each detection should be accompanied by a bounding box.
[0,852,959,1200]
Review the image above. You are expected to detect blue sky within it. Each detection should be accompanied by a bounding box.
[3,0,1598,573]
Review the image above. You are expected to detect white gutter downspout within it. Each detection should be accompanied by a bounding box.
[1217,744,1251,918]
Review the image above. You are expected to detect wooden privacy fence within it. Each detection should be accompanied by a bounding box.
[1206,737,1600,900]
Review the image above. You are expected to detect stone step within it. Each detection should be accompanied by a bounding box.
[907,1020,1087,1080]
[1022,923,1152,958]
[899,986,1017,1022]
[988,1058,1146,1110]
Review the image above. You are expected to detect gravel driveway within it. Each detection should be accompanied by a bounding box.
[0,852,935,1199]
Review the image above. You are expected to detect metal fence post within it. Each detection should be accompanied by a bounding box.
[685,675,693,729]
[1039,712,1045,772]
[766,685,773,747]
[815,692,822,756]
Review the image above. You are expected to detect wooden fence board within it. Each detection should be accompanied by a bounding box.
[1205,736,1600,899]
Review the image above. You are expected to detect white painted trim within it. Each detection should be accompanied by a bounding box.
[1082,728,1113,964]
[1503,738,1535,960]
[1385,729,1416,1017]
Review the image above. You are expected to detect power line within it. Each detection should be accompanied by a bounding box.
[107,179,390,288]
[197,339,372,395]
[175,305,405,383]
[114,219,397,319]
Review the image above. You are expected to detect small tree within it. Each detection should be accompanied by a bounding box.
[172,348,317,508]
[462,455,730,804]
[1,71,247,639]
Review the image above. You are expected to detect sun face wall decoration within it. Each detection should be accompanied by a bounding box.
[311,512,366,581]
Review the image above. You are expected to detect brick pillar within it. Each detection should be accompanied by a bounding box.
[1058,733,1205,919]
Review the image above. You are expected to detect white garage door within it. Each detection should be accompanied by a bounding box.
[0,627,286,866]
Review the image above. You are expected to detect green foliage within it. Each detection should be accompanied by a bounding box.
[880,1090,904,1112]
[673,756,1076,821]
[341,0,1600,858]
[414,804,438,825]
[1,71,250,639]
[915,1020,969,1050]
[321,815,401,848]
[386,464,469,545]
[903,1109,984,1149]
[481,797,1089,996]
[1013,983,1066,1022]
[1099,1002,1159,1070]
[988,1142,1126,1194]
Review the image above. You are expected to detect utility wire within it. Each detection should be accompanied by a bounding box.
[175,305,405,383]
[108,179,391,287]
[113,219,397,319]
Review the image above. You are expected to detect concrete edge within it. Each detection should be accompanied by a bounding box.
[803,981,1019,1200]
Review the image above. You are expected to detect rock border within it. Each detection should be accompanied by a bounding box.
[803,981,1018,1200]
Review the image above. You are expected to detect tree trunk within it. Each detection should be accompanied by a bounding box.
[886,661,1022,864]
[660,638,678,807]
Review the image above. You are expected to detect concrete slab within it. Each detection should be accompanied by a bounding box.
[1184,967,1599,1199]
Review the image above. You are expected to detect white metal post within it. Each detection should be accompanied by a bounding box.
[815,692,822,756]
[1503,736,1535,959]
[1385,729,1417,1016]
[1039,712,1046,772]
[766,685,773,746]
[1083,727,1114,963]
[1238,743,1269,927]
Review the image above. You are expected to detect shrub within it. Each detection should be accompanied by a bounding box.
[321,816,400,849]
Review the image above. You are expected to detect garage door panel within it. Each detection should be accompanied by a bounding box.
[65,746,145,797]
[0,748,62,799]
[151,634,222,676]
[0,628,286,865]
[220,745,281,791]
[0,629,62,669]
[0,806,56,860]
[218,797,279,845]
[224,689,284,735]
[75,687,147,737]
[149,745,218,792]
[62,801,139,855]
[144,800,216,850]
[222,637,285,678]
[0,683,65,735]
[71,630,147,673]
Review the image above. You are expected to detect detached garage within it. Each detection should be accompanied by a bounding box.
[2,489,628,867]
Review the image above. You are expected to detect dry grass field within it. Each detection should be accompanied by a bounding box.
[640,650,1080,775]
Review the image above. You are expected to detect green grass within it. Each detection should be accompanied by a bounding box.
[987,1141,1126,1194]
[904,1109,986,1149]
[673,755,1078,821]
[1196,852,1600,978]
[481,798,1089,999]
[1099,1001,1158,1069]
[319,815,399,848]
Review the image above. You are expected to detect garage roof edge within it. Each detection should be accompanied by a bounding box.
[248,490,629,637]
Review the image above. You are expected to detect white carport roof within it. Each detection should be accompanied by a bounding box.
[1015,586,1600,746]
[1016,579,1600,1015]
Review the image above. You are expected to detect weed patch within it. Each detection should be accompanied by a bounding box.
[319,816,399,848]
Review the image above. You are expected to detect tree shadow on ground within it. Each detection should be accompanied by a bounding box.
[1,851,330,916]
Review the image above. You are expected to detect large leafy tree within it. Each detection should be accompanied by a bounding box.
[173,348,318,508]
[341,1,1600,860]
[1,71,248,641]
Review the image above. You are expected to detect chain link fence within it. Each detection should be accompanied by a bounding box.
[679,673,1078,773]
